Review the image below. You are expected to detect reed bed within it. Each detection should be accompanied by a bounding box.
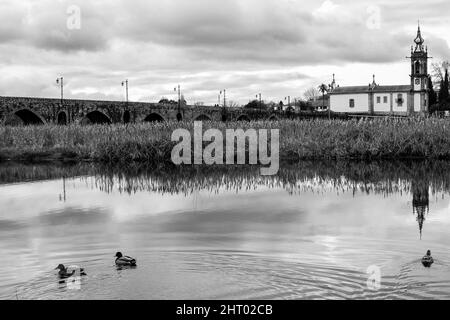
[1,118,450,163]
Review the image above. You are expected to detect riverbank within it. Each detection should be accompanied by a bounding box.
[1,118,450,164]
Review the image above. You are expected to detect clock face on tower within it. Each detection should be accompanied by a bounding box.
[415,79,420,85]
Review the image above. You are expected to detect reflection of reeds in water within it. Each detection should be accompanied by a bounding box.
[1,160,441,238]
[88,161,443,201]
[0,160,446,198]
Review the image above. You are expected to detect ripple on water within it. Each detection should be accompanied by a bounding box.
[11,249,450,300]
[391,259,450,300]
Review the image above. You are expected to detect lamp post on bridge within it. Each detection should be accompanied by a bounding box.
[174,85,181,119]
[220,89,226,108]
[56,77,65,122]
[56,77,64,104]
[256,93,262,114]
[121,79,129,103]
[121,80,130,123]
[220,89,227,121]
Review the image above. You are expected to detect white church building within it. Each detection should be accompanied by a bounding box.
[329,25,430,116]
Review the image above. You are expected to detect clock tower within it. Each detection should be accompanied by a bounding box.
[409,23,429,114]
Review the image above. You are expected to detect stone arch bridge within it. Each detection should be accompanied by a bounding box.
[0,96,296,125]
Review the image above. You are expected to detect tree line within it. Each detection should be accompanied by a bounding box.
[429,61,449,114]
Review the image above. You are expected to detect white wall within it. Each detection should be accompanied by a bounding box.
[414,93,421,112]
[373,93,390,112]
[392,92,408,113]
[330,94,369,113]
[373,92,408,113]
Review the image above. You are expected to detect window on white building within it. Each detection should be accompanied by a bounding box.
[377,97,381,104]
[396,94,404,107]
[383,96,388,103]
[349,99,355,108]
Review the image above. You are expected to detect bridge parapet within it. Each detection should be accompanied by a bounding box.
[0,95,297,125]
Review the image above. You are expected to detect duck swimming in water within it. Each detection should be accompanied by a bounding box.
[115,252,137,266]
[55,264,87,279]
[422,250,434,268]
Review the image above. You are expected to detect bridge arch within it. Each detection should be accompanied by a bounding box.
[237,114,251,122]
[123,110,131,124]
[82,110,112,125]
[13,109,45,125]
[194,114,212,121]
[144,113,165,123]
[57,111,68,125]
[267,115,279,121]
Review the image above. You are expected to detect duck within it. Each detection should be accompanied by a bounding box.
[421,250,434,268]
[115,252,137,266]
[55,264,87,279]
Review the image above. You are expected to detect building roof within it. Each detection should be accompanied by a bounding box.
[331,85,411,95]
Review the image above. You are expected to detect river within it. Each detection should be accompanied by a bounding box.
[1,161,450,300]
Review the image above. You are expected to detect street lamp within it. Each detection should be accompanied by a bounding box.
[256,93,262,112]
[220,89,226,108]
[174,85,181,114]
[121,79,129,103]
[56,77,65,123]
[56,77,64,106]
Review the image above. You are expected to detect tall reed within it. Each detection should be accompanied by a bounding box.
[2,118,450,163]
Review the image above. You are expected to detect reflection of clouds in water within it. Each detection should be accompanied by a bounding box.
[2,162,450,233]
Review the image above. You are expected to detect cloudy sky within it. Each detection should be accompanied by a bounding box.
[0,0,449,105]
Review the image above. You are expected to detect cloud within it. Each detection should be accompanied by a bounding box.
[312,0,342,20]
[0,0,449,104]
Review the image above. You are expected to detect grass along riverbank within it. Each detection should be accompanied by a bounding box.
[1,118,450,164]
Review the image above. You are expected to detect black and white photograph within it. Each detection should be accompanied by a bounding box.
[1,0,450,307]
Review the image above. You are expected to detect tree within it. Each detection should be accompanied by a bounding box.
[432,61,449,83]
[244,100,259,109]
[159,97,177,104]
[428,76,437,106]
[439,69,449,102]
[444,69,449,101]
[227,100,240,108]
[303,87,320,101]
[298,100,312,111]
[318,83,329,118]
[428,75,439,114]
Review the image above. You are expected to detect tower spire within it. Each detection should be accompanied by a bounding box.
[414,20,425,52]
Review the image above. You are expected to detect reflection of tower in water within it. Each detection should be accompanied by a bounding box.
[59,176,66,202]
[412,180,429,239]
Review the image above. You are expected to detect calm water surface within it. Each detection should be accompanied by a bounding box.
[1,161,450,300]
